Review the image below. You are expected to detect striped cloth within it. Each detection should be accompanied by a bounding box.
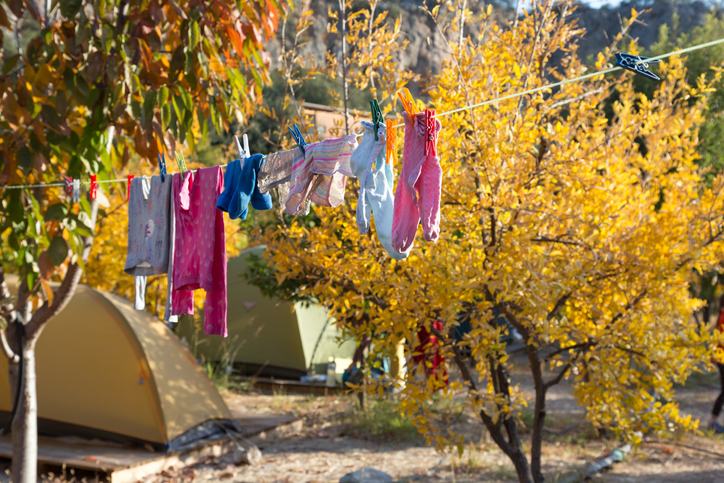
[285,135,358,216]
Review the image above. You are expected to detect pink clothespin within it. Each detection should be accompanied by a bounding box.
[425,109,437,156]
[64,176,73,197]
[127,175,134,201]
[90,175,97,200]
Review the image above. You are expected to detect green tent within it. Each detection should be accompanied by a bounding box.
[176,245,356,379]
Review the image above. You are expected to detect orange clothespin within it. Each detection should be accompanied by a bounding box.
[398,88,419,128]
[127,175,134,201]
[385,119,397,166]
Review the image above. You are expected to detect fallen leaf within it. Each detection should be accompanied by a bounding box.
[219,472,234,478]
[662,447,674,454]
[84,456,98,462]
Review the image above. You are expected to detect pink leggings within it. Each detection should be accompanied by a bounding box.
[392,110,442,253]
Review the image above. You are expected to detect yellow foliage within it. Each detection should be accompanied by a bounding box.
[254,0,724,462]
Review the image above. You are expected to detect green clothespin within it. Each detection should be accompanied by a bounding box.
[175,151,187,173]
[370,100,383,141]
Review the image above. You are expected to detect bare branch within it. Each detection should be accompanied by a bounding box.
[608,290,647,326]
[547,292,572,321]
[530,236,585,247]
[0,267,10,301]
[544,361,571,390]
[0,329,19,364]
[543,341,592,361]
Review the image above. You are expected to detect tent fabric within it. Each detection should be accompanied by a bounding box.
[0,277,232,446]
[177,245,356,377]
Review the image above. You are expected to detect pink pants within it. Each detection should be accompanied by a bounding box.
[392,110,442,252]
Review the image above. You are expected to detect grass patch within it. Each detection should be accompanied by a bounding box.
[202,361,254,394]
[342,398,422,444]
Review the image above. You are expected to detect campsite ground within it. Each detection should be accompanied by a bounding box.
[150,356,724,483]
[9,357,724,482]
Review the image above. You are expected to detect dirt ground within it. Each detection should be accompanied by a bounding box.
[9,360,724,482]
[143,364,724,483]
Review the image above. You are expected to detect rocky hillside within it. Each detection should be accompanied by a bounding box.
[266,0,716,91]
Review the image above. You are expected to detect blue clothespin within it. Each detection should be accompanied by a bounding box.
[288,124,307,156]
[370,100,383,141]
[615,53,661,81]
[158,153,167,182]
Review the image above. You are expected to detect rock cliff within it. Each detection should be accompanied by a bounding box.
[267,0,715,88]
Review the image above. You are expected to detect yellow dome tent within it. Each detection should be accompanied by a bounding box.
[0,277,233,450]
[176,246,356,379]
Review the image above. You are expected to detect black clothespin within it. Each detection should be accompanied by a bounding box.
[370,100,383,141]
[158,153,167,182]
[288,123,307,156]
[615,53,661,81]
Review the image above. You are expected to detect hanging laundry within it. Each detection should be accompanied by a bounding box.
[216,154,272,220]
[392,110,442,252]
[285,135,358,216]
[256,146,301,208]
[350,121,411,260]
[171,166,228,337]
[412,320,449,388]
[124,175,177,321]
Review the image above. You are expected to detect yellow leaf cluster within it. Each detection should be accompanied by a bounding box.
[255,0,724,452]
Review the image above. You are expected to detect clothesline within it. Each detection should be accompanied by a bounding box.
[4,36,724,192]
[2,161,232,191]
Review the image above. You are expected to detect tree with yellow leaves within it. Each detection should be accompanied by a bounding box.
[250,1,724,482]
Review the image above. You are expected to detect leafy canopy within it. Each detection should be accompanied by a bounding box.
[0,0,286,295]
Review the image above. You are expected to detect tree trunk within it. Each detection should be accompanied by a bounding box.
[3,198,99,481]
[11,335,38,483]
[530,384,546,483]
[509,446,534,483]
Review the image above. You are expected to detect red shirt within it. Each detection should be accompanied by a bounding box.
[715,311,724,364]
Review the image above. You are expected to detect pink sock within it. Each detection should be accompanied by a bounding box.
[392,110,442,252]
